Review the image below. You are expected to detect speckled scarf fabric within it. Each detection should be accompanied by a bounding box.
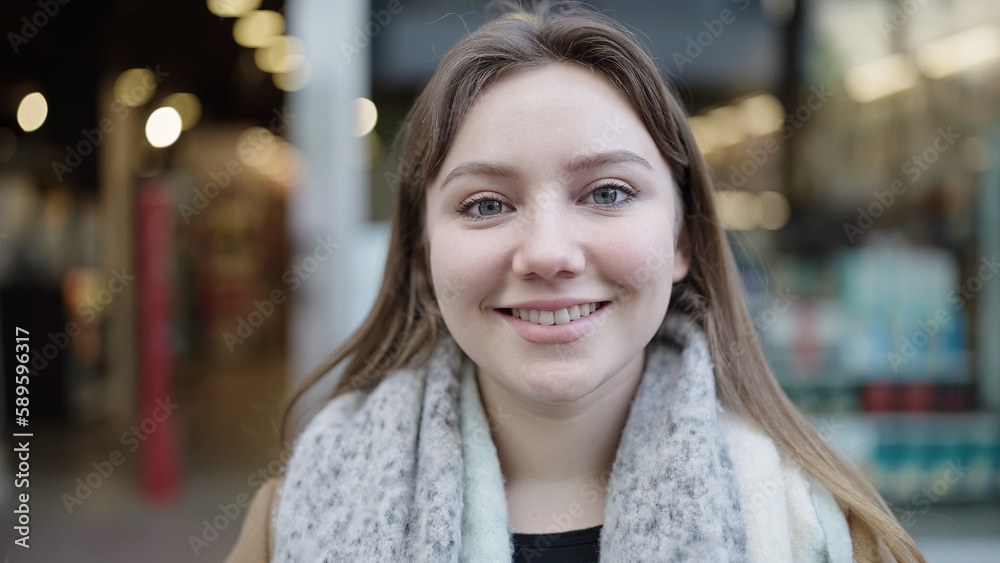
[273,313,854,562]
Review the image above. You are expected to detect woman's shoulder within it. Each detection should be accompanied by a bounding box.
[225,477,284,563]
[223,366,438,561]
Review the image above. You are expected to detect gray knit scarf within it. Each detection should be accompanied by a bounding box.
[273,313,853,562]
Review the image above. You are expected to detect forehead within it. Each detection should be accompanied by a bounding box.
[436,62,668,180]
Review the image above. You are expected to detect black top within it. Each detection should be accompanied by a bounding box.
[511,524,602,563]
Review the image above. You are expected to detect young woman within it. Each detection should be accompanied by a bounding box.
[227,2,924,561]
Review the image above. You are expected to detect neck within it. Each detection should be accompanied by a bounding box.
[475,354,645,492]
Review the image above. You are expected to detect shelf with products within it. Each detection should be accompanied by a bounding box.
[805,411,1000,505]
[740,242,974,381]
[782,381,978,415]
[733,199,999,503]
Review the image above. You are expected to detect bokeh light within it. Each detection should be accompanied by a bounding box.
[145,107,183,148]
[353,98,378,137]
[254,35,305,74]
[16,92,48,132]
[113,68,157,107]
[207,0,260,18]
[233,10,285,48]
[162,93,202,131]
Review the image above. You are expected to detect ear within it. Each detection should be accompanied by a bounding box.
[671,220,691,283]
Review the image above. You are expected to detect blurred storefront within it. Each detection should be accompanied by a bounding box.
[1,1,307,559]
[1,0,298,454]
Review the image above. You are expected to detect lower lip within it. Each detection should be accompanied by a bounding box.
[496,303,610,344]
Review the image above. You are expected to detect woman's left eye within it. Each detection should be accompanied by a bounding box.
[587,183,637,208]
[476,200,505,216]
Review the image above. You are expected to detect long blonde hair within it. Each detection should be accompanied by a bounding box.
[283,2,923,560]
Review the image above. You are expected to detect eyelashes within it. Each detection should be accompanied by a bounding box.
[589,181,638,210]
[455,182,640,222]
[454,193,514,221]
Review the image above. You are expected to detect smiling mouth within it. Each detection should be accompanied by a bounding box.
[501,302,609,326]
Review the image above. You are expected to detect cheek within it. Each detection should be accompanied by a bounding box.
[593,215,677,297]
[428,228,505,311]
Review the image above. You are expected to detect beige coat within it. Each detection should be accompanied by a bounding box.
[225,478,897,562]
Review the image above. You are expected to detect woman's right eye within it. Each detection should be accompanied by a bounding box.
[476,200,504,216]
[456,194,511,221]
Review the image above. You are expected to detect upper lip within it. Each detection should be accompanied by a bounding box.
[499,299,608,311]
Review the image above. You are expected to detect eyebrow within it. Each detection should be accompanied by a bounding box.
[566,149,652,174]
[438,149,653,190]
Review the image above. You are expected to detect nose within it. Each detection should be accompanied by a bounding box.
[511,199,586,280]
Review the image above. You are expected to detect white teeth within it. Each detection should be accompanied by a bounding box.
[554,309,570,325]
[511,302,603,326]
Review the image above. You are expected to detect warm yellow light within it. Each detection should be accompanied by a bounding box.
[259,141,303,185]
[273,61,311,92]
[114,68,157,107]
[254,35,305,73]
[353,98,378,137]
[917,25,1000,79]
[687,116,716,155]
[758,191,790,230]
[715,190,763,230]
[234,10,285,48]
[688,110,741,156]
[234,128,303,185]
[162,93,202,131]
[738,93,784,136]
[237,127,276,167]
[844,54,918,103]
[64,267,98,313]
[704,106,743,147]
[145,107,183,148]
[207,0,260,18]
[16,92,48,132]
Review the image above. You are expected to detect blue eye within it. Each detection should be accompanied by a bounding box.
[593,186,619,204]
[588,182,638,209]
[456,194,512,221]
[476,200,504,216]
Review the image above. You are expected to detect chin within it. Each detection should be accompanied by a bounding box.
[508,365,605,405]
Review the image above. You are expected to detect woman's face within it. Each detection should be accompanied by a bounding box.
[425,62,689,406]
